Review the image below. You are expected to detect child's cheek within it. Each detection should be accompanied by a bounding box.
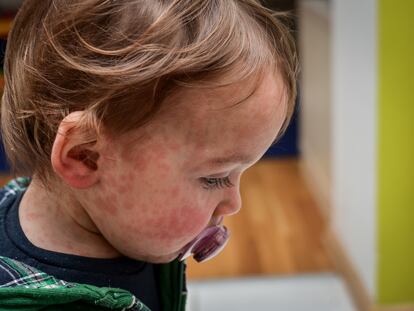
[166,204,207,238]
[146,198,207,238]
[96,143,211,249]
[128,169,208,242]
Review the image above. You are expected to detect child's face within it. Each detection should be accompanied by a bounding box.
[83,70,287,263]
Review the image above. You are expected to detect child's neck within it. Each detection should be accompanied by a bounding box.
[18,177,121,259]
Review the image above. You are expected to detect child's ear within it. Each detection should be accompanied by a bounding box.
[51,111,100,189]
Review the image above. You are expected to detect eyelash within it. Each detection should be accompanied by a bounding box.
[201,177,234,190]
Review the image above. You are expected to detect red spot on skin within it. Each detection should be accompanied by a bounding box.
[117,184,129,195]
[169,186,179,199]
[126,172,135,184]
[146,214,165,231]
[133,158,148,172]
[94,194,118,215]
[169,143,180,152]
[156,150,167,161]
[107,201,119,215]
[163,207,202,241]
[120,142,137,164]
[122,197,135,210]
[157,161,171,173]
[26,212,39,221]
[119,173,130,181]
[113,174,130,195]
[99,176,111,192]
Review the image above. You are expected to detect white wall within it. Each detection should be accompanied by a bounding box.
[299,0,377,299]
[331,0,377,298]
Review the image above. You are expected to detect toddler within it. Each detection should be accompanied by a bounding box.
[0,0,298,310]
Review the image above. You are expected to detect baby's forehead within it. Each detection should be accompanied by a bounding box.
[169,70,284,118]
[149,70,285,141]
[113,70,285,171]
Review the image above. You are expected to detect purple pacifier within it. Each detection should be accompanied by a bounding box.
[178,225,230,263]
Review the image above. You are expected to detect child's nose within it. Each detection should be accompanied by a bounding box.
[213,189,242,217]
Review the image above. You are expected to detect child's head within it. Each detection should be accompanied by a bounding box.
[1,0,298,262]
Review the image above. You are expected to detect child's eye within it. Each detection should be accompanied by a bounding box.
[200,177,234,190]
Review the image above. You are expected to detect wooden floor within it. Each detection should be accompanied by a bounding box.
[187,157,334,279]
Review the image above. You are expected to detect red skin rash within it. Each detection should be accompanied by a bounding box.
[64,70,287,263]
[90,141,209,256]
[16,70,287,263]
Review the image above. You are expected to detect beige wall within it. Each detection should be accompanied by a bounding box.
[298,0,332,219]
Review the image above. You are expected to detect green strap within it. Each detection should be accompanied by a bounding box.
[156,259,187,311]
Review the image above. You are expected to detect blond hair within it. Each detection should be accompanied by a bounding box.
[1,0,298,181]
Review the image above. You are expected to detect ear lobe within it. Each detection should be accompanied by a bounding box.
[51,111,100,189]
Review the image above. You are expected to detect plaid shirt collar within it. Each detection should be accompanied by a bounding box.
[0,255,147,310]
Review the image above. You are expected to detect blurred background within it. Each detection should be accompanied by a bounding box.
[1,0,413,310]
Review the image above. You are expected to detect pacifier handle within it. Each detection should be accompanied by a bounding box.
[178,225,230,263]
